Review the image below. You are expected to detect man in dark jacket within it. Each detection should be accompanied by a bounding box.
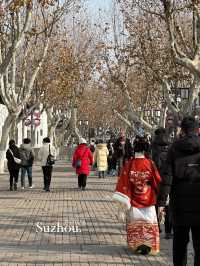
[152,127,173,239]
[152,127,169,174]
[113,132,133,175]
[19,138,34,189]
[158,116,200,266]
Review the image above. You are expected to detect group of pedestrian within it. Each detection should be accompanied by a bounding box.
[6,137,56,192]
[113,116,200,266]
[4,116,200,265]
[71,132,134,190]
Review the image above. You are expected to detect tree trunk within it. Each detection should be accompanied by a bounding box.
[48,124,58,148]
[0,114,16,173]
[159,106,168,128]
[70,106,82,139]
[9,118,17,141]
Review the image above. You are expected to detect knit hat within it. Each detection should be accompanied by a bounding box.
[79,138,87,144]
[181,116,199,131]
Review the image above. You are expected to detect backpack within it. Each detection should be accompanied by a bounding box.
[174,152,200,183]
[20,149,33,166]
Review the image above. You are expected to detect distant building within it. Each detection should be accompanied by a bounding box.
[0,104,48,148]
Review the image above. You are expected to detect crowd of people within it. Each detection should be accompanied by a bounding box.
[113,116,200,266]
[6,137,56,192]
[72,116,200,266]
[5,115,200,266]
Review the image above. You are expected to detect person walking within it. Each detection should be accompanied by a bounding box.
[89,139,96,171]
[113,131,133,175]
[6,140,21,191]
[113,136,161,255]
[38,137,56,192]
[72,138,93,190]
[89,139,96,154]
[94,140,109,178]
[19,138,35,189]
[107,139,115,176]
[158,116,200,266]
[152,127,173,238]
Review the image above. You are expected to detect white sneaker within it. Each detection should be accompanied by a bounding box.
[29,185,34,189]
[21,187,25,190]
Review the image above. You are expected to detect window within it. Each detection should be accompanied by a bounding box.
[180,88,189,100]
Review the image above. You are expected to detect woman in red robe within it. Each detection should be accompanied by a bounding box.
[113,136,161,255]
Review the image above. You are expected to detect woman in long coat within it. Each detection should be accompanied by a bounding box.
[113,136,161,255]
[6,140,21,191]
[72,138,93,190]
[94,141,109,178]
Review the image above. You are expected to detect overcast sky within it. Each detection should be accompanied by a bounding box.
[86,0,112,17]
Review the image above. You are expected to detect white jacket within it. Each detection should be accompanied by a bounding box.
[38,143,56,166]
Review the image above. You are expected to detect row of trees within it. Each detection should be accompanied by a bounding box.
[1,0,200,171]
[87,0,200,136]
[0,0,99,171]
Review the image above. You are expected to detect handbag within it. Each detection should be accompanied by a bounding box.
[46,145,55,166]
[9,149,21,164]
[75,147,87,169]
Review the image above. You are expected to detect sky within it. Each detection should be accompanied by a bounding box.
[86,0,112,17]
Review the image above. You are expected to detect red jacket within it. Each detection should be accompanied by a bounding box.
[115,158,161,208]
[72,144,93,175]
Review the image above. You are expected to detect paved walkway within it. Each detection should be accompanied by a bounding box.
[0,161,194,266]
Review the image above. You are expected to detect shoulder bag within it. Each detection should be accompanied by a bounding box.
[46,145,55,166]
[9,149,21,164]
[75,147,87,169]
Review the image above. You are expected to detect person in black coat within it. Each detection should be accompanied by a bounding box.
[6,140,21,191]
[152,127,172,239]
[113,133,133,175]
[107,139,116,175]
[157,116,200,266]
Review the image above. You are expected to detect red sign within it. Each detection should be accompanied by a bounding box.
[34,118,40,127]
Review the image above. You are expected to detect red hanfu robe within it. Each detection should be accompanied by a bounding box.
[115,156,161,255]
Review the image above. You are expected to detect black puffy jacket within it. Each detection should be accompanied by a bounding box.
[6,145,21,170]
[152,134,169,177]
[157,132,200,226]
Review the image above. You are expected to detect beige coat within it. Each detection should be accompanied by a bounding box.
[38,143,56,166]
[94,143,109,171]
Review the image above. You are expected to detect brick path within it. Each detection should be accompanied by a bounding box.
[0,161,194,266]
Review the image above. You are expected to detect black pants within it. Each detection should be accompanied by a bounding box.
[9,168,19,188]
[173,225,200,266]
[78,174,87,188]
[42,166,53,190]
[98,171,105,178]
[165,205,172,234]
